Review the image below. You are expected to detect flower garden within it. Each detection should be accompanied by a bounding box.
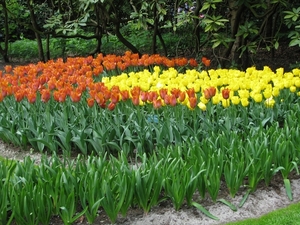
[0,51,300,224]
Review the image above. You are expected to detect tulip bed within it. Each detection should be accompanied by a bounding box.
[0,52,300,224]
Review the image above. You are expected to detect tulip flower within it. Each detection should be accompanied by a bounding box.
[87,98,95,107]
[203,87,216,100]
[201,56,211,67]
[222,88,230,99]
[153,99,162,109]
[107,102,116,110]
[198,102,206,111]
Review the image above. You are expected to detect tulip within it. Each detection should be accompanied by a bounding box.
[153,99,162,109]
[70,91,81,103]
[87,98,95,107]
[265,97,275,108]
[132,95,140,106]
[188,96,197,109]
[241,98,249,107]
[107,102,116,111]
[4,65,12,73]
[119,90,129,101]
[203,87,216,100]
[140,91,148,102]
[41,89,51,103]
[201,56,211,67]
[178,92,186,102]
[198,102,206,111]
[222,88,230,99]
[159,88,168,99]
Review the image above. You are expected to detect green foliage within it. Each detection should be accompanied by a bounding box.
[227,202,300,225]
[284,7,300,47]
[5,38,96,61]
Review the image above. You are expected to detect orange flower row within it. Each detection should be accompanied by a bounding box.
[90,51,199,72]
[0,53,205,109]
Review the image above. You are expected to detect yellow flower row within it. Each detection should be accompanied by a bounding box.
[102,66,300,109]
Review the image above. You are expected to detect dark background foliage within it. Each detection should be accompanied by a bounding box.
[1,0,300,70]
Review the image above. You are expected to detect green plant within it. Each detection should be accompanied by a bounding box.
[134,154,164,214]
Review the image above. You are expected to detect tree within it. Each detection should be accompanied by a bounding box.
[198,0,300,69]
[0,0,10,62]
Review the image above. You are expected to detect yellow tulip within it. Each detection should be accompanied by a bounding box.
[290,86,297,93]
[272,87,280,97]
[198,102,207,111]
[241,98,249,107]
[265,97,275,108]
[253,93,263,103]
[222,99,230,108]
[231,96,240,105]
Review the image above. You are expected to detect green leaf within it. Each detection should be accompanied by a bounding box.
[191,201,219,220]
[284,179,293,201]
[239,189,251,208]
[217,199,237,211]
[289,39,300,47]
[274,41,279,49]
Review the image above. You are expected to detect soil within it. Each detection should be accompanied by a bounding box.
[1,43,300,224]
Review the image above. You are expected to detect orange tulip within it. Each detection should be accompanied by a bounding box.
[110,92,120,104]
[189,97,197,109]
[159,88,168,99]
[4,65,12,73]
[147,91,158,102]
[189,58,198,67]
[186,88,196,98]
[27,90,36,103]
[131,86,141,97]
[153,99,162,109]
[140,91,148,102]
[107,102,116,111]
[70,90,81,103]
[222,88,230,99]
[95,92,105,105]
[179,91,186,102]
[87,98,95,107]
[14,90,25,102]
[171,88,181,98]
[201,56,211,67]
[53,90,67,102]
[41,89,51,103]
[203,87,216,100]
[120,90,130,101]
[169,95,177,106]
[132,95,140,106]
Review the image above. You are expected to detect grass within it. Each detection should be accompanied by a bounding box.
[227,202,300,225]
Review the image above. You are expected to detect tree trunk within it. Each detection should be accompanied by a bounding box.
[46,34,50,61]
[0,0,10,62]
[114,19,141,56]
[151,5,158,54]
[27,0,45,62]
[93,3,103,54]
[193,0,202,53]
[223,0,245,67]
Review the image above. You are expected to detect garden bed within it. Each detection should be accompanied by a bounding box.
[0,52,300,224]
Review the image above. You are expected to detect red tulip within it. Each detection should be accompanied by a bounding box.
[203,87,216,100]
[153,99,162,109]
[222,88,230,99]
[107,102,116,111]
